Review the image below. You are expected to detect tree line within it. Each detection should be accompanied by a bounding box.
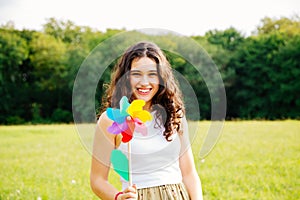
[0,16,299,124]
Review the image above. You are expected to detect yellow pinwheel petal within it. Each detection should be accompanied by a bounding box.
[127,100,145,116]
[127,99,152,122]
[133,110,152,122]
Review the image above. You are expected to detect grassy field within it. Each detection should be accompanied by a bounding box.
[0,121,299,200]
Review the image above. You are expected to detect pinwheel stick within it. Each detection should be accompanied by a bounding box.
[128,142,132,186]
[127,142,132,186]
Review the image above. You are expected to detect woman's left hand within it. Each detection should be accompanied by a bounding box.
[116,184,137,200]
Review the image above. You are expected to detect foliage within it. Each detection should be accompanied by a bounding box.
[255,15,300,36]
[227,32,300,119]
[0,28,30,123]
[0,16,300,124]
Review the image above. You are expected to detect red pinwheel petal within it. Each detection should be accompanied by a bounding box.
[126,117,135,132]
[121,131,133,143]
[120,117,136,143]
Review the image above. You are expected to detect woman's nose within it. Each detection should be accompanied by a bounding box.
[140,75,150,85]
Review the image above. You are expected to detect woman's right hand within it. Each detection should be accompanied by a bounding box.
[116,184,137,200]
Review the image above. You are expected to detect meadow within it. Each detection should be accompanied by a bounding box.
[0,121,299,200]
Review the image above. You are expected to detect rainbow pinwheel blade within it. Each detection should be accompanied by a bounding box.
[120,96,130,115]
[120,117,135,143]
[106,108,128,124]
[132,111,152,123]
[110,149,129,181]
[127,100,152,122]
[134,119,148,136]
[121,132,133,143]
[107,122,128,134]
[127,100,145,116]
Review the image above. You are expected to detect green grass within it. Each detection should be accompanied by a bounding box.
[0,121,299,199]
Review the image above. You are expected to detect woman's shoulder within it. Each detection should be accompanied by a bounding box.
[97,111,113,129]
[95,111,117,141]
[178,115,189,140]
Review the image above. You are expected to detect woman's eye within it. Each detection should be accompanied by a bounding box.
[149,73,158,76]
[131,72,141,76]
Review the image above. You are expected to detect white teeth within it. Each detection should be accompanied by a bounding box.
[138,88,151,93]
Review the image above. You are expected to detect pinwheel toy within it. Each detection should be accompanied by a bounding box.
[106,96,152,185]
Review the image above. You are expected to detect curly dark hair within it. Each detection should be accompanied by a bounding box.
[99,41,185,141]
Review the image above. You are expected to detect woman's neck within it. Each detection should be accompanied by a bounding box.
[143,102,152,112]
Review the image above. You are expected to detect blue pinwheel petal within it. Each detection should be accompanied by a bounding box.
[120,96,130,115]
[106,108,127,124]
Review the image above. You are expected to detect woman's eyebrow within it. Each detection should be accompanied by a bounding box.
[130,69,157,72]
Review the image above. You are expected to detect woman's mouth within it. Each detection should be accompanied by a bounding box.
[137,88,152,95]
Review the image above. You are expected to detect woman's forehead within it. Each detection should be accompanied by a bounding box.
[131,57,157,71]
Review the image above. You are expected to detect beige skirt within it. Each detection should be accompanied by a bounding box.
[137,183,190,200]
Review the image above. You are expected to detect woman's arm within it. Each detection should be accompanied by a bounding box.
[90,112,119,199]
[90,112,137,199]
[179,117,203,200]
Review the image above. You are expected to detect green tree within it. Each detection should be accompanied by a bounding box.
[255,15,300,36]
[227,32,298,119]
[205,27,245,51]
[29,32,68,119]
[0,28,29,123]
[271,35,300,118]
[227,16,300,119]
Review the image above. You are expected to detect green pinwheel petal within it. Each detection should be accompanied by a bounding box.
[110,149,129,181]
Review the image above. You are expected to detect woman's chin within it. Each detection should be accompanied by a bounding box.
[134,94,152,104]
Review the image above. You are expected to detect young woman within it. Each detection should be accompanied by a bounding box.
[90,41,203,200]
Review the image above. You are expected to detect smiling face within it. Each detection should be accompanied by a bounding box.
[130,57,160,110]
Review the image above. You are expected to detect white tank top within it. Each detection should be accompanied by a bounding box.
[118,112,182,189]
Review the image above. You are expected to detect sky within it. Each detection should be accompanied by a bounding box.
[0,0,299,36]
